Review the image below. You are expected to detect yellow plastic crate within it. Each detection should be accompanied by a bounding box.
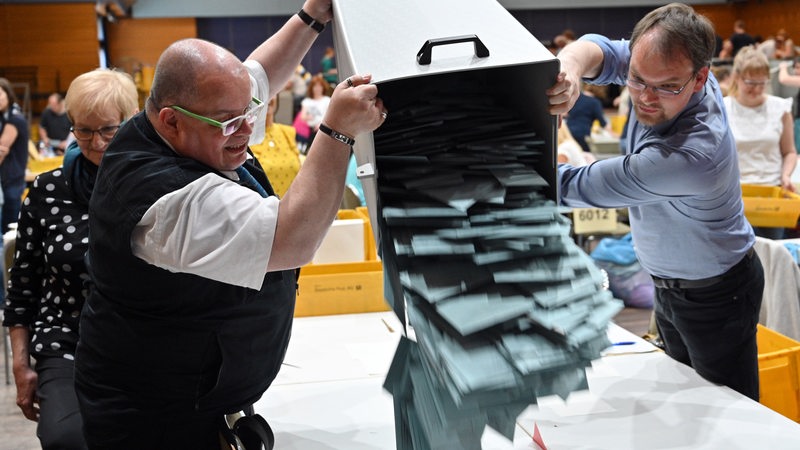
[757,324,800,422]
[741,184,800,228]
[295,260,387,317]
[28,155,64,174]
[610,114,627,136]
[294,209,387,317]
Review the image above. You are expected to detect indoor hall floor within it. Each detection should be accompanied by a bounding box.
[0,362,38,450]
[0,306,653,448]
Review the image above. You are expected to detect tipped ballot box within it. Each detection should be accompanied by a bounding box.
[757,324,800,422]
[332,0,623,448]
[741,184,800,228]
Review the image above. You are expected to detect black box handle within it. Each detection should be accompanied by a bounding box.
[416,34,490,65]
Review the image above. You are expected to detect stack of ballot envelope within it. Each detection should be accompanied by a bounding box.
[376,79,624,449]
[327,0,623,446]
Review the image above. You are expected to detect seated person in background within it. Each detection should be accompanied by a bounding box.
[712,65,732,96]
[557,123,595,167]
[774,28,797,60]
[0,78,30,233]
[320,46,338,87]
[730,19,756,58]
[717,38,734,61]
[4,68,139,450]
[778,57,800,89]
[250,95,303,198]
[553,34,570,54]
[758,35,777,60]
[300,74,331,146]
[723,46,797,240]
[288,64,310,117]
[38,92,72,154]
[564,82,608,153]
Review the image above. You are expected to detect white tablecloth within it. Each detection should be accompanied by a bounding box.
[254,312,800,449]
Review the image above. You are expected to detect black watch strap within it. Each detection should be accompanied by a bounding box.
[297,9,325,33]
[319,124,355,146]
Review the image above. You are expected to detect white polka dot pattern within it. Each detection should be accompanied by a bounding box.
[1,168,91,361]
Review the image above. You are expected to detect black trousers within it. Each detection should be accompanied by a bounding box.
[36,357,88,450]
[653,250,764,401]
[76,388,223,450]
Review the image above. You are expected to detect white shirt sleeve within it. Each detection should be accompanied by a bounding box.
[131,173,279,290]
[245,59,271,146]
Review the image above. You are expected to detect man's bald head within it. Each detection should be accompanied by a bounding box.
[149,38,248,111]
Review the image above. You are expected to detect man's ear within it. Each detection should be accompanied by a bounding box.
[694,66,710,93]
[157,107,180,138]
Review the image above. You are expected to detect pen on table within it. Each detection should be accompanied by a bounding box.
[381,317,395,333]
[613,341,637,346]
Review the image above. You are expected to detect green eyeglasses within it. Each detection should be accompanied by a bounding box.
[170,97,265,136]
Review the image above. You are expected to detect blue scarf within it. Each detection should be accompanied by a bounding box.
[61,142,98,206]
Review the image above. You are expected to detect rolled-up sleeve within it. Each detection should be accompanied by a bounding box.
[579,34,630,86]
[131,173,279,290]
[245,59,270,145]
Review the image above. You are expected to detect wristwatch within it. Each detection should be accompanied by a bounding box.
[297,9,325,33]
[318,124,355,146]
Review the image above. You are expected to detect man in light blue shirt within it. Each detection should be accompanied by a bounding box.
[546,3,764,400]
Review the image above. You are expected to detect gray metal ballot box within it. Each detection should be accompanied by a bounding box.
[331,0,560,246]
[329,2,622,448]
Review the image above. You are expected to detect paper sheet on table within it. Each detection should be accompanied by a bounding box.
[535,390,616,417]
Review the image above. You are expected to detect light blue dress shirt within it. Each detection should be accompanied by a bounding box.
[558,34,754,280]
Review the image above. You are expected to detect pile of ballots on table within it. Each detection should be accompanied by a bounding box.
[376,80,624,449]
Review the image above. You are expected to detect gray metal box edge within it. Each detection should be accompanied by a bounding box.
[332,0,560,248]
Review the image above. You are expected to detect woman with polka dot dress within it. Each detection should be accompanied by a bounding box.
[2,69,138,450]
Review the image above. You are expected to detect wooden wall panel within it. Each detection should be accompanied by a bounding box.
[693,4,737,39]
[105,18,197,73]
[694,1,800,47]
[0,3,194,114]
[736,0,800,44]
[0,3,98,111]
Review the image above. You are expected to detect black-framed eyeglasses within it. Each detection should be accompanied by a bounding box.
[626,72,697,98]
[169,97,265,137]
[70,125,121,141]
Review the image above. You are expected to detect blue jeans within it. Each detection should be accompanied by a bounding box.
[654,250,764,401]
[2,179,25,232]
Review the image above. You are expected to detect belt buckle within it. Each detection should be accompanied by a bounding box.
[652,276,676,289]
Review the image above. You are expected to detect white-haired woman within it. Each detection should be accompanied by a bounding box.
[3,68,138,449]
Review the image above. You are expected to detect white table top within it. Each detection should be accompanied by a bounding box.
[254,312,800,449]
